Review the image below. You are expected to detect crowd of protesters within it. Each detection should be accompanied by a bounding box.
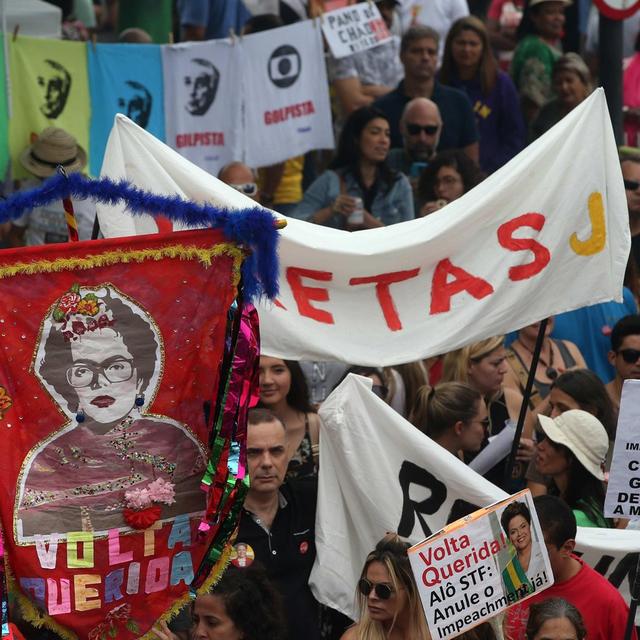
[3,1,640,640]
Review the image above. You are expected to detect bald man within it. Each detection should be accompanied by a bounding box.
[218,162,260,202]
[387,97,442,179]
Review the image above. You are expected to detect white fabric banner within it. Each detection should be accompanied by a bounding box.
[311,375,639,621]
[97,89,628,365]
[162,40,242,176]
[241,20,334,166]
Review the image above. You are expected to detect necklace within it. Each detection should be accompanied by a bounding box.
[517,338,558,380]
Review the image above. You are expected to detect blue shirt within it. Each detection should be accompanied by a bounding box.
[177,0,251,40]
[292,169,415,227]
[373,80,479,150]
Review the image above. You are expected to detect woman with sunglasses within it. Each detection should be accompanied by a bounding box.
[294,106,414,229]
[340,534,430,640]
[416,150,484,216]
[439,16,525,174]
[536,410,611,528]
[258,356,320,480]
[411,382,487,458]
[504,318,586,412]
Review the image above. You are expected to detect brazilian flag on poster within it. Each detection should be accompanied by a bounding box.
[9,36,90,179]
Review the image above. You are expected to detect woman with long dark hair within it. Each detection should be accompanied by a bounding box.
[294,106,414,228]
[440,16,525,173]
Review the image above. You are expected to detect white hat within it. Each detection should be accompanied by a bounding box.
[538,410,608,480]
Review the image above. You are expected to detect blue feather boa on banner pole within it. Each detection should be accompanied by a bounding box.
[0,173,280,301]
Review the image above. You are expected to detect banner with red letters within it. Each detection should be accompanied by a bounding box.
[0,230,240,639]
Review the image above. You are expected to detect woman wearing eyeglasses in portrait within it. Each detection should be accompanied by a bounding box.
[503,318,586,413]
[15,285,207,542]
[416,150,484,216]
[439,16,525,174]
[293,106,414,229]
[340,534,431,640]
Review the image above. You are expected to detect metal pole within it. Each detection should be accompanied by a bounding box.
[599,14,624,145]
[503,319,548,488]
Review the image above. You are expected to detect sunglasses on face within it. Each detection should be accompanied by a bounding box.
[624,179,640,191]
[230,182,258,197]
[618,348,640,364]
[358,578,394,599]
[406,123,439,136]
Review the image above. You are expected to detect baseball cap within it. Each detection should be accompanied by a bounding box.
[538,410,608,480]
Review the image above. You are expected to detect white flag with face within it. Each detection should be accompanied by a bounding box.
[242,21,334,166]
[162,40,242,176]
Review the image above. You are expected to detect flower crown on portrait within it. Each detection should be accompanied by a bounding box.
[52,284,115,342]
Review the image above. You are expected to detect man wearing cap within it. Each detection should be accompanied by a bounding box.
[328,0,404,117]
[606,314,640,414]
[504,495,637,640]
[8,128,96,247]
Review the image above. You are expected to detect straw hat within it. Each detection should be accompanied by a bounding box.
[538,410,608,481]
[20,127,87,178]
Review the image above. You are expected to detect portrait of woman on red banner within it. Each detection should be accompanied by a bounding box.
[14,284,207,544]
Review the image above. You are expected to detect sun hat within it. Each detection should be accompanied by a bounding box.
[538,409,608,480]
[20,127,87,178]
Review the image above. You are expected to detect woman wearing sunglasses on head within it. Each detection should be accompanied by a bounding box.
[340,534,430,640]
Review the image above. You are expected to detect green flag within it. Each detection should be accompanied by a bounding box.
[9,36,89,179]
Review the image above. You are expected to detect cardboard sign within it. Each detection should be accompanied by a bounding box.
[408,490,553,640]
[605,379,640,520]
[321,3,391,59]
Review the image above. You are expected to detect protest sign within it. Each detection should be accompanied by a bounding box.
[309,374,639,620]
[0,229,242,639]
[88,43,165,176]
[162,40,242,176]
[9,36,90,179]
[95,90,627,366]
[408,490,552,640]
[605,379,640,519]
[321,3,391,58]
[242,20,334,166]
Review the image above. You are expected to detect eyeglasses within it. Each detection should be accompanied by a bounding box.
[66,358,134,388]
[618,348,640,364]
[624,179,640,191]
[358,578,394,599]
[229,182,258,197]
[406,123,439,136]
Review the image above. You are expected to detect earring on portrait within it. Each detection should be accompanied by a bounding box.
[76,409,85,423]
[135,393,145,408]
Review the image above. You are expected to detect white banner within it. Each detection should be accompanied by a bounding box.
[97,89,628,366]
[162,40,242,176]
[310,374,639,621]
[322,3,391,59]
[242,20,334,166]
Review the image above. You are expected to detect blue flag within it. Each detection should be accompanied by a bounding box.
[88,43,165,175]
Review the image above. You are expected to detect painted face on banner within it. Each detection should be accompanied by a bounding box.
[268,45,301,88]
[38,59,72,119]
[184,58,220,116]
[118,80,153,129]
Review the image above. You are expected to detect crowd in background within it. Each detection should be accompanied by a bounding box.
[3,1,640,640]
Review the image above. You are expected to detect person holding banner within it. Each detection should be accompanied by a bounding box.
[340,534,431,640]
[294,106,414,228]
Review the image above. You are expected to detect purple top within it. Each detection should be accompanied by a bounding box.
[446,70,525,174]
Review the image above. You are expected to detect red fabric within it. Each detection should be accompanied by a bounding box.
[504,556,638,640]
[0,230,238,639]
[487,0,524,21]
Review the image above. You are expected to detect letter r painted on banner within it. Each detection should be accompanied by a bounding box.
[286,267,334,324]
[349,268,420,331]
[570,192,606,256]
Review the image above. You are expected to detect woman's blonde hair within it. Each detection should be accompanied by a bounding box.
[355,534,430,640]
[410,382,482,438]
[441,336,505,387]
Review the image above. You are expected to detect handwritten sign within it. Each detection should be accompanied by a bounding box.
[408,490,553,640]
[605,379,640,520]
[321,3,391,59]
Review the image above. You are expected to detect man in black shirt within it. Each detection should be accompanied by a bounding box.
[236,408,320,640]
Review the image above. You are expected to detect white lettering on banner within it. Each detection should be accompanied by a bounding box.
[605,379,640,519]
[322,3,392,59]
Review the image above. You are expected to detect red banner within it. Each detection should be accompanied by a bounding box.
[0,229,242,639]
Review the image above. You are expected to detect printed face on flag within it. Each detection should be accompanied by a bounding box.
[38,58,72,119]
[184,58,220,116]
[118,80,153,129]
